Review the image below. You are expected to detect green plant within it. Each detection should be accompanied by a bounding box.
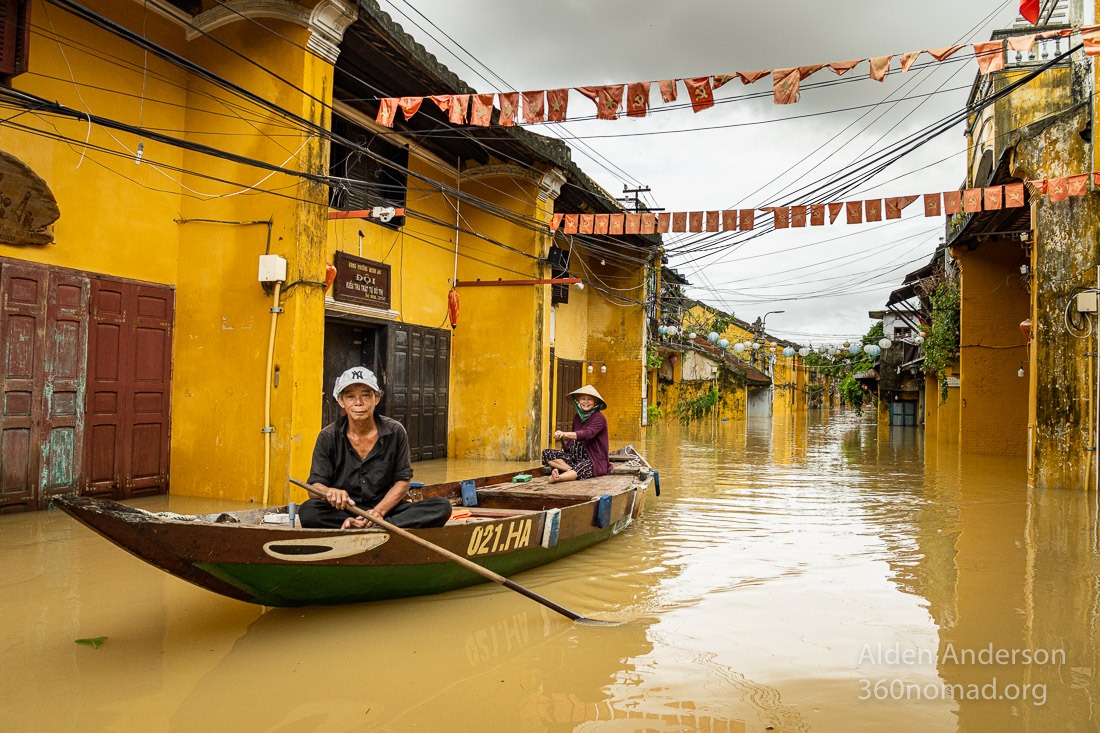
[646,404,663,423]
[922,279,960,404]
[645,348,663,370]
[674,386,720,424]
[838,374,866,414]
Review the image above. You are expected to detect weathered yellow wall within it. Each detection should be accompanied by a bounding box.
[445,169,547,460]
[0,5,334,503]
[170,19,331,502]
[0,1,186,281]
[953,241,1029,456]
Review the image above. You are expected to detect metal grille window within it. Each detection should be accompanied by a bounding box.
[329,116,408,229]
[548,244,571,305]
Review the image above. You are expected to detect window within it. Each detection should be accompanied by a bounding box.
[548,244,570,305]
[329,115,408,229]
[0,0,29,82]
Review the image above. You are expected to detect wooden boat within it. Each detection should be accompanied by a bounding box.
[53,457,654,607]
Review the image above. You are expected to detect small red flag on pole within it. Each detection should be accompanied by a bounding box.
[1020,0,1040,24]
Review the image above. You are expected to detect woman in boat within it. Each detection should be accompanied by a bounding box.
[298,366,452,529]
[542,384,610,484]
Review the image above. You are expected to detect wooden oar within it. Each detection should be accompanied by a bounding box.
[288,478,597,623]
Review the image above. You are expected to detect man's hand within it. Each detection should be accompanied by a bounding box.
[339,508,384,530]
[324,487,355,511]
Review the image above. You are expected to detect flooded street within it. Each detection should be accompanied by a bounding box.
[3,409,1099,732]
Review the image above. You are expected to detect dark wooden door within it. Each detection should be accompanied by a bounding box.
[85,280,173,499]
[387,323,449,460]
[0,264,88,512]
[321,320,383,427]
[555,360,583,433]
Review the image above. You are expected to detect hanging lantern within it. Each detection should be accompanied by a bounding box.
[600,364,607,373]
[733,342,745,353]
[751,342,760,350]
[707,331,720,342]
[914,334,925,345]
[447,288,460,330]
[666,326,678,336]
[843,341,851,348]
[848,343,862,355]
[798,347,810,357]
[878,338,892,350]
[325,263,338,290]
[658,325,667,335]
[718,338,730,348]
[864,344,881,356]
[688,332,697,340]
[783,346,796,358]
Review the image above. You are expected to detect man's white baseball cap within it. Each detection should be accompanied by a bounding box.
[333,366,380,399]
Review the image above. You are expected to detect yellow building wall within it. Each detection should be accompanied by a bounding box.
[170,20,332,503]
[0,5,335,503]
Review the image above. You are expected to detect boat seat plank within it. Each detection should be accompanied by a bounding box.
[475,471,639,501]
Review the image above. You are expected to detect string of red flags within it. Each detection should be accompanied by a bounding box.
[547,176,1095,236]
[376,27,1093,128]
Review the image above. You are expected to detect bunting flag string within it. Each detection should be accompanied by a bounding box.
[375,27,1094,128]
[547,176,1097,235]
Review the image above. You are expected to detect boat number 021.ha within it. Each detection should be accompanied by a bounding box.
[467,519,533,556]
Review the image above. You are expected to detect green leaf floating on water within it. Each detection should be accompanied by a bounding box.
[75,637,108,649]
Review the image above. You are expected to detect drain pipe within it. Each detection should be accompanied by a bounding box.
[259,256,288,505]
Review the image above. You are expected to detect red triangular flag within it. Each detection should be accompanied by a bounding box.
[869,56,893,82]
[899,52,921,73]
[828,59,863,76]
[736,70,770,85]
[398,97,423,121]
[925,45,964,62]
[828,202,843,223]
[1020,0,1040,25]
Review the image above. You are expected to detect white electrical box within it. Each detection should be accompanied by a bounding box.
[258,254,287,283]
[1076,291,1099,314]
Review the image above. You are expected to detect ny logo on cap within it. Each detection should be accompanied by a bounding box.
[352,370,364,379]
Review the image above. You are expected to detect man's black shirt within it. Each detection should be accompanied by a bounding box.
[306,414,414,506]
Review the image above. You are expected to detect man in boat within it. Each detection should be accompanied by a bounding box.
[298,367,452,529]
[541,384,610,484]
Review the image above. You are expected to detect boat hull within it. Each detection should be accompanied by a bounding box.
[53,467,651,607]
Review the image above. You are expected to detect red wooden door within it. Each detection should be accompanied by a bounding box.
[39,272,88,505]
[0,264,88,511]
[85,280,173,498]
[0,264,45,511]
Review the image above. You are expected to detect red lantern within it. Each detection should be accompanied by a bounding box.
[324,263,337,290]
[447,289,460,330]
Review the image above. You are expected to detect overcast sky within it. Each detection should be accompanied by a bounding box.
[376,0,1028,345]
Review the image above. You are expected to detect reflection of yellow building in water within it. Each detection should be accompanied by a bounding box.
[0,1,657,510]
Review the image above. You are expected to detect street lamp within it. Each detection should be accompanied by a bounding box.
[759,310,785,336]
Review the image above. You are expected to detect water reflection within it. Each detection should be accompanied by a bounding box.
[1,410,1098,731]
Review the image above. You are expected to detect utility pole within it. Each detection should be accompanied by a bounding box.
[618,185,664,213]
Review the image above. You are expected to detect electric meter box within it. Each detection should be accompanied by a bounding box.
[1076,291,1099,314]
[258,255,288,283]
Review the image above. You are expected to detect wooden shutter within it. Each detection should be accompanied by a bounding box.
[555,360,583,433]
[0,0,30,81]
[386,322,449,460]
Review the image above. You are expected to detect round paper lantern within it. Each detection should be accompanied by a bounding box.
[707,331,720,343]
[848,343,862,355]
[688,332,697,340]
[751,342,761,350]
[733,342,745,353]
[783,346,796,358]
[666,326,678,336]
[878,338,892,350]
[914,334,925,345]
[864,344,881,356]
[718,338,730,349]
[658,325,667,335]
[798,347,810,357]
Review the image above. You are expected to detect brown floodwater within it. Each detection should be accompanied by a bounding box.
[2,409,1099,732]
